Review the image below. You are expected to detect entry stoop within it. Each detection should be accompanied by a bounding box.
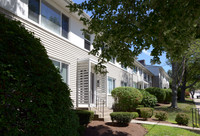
[91,107,113,122]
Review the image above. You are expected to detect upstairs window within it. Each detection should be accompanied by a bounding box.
[144,73,147,80]
[28,0,40,23]
[133,66,137,73]
[28,0,69,39]
[84,33,91,51]
[139,68,142,75]
[41,1,61,35]
[62,14,69,38]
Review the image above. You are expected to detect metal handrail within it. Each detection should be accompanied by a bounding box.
[95,96,105,118]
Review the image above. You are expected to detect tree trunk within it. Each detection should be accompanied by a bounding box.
[171,62,178,108]
[180,70,187,102]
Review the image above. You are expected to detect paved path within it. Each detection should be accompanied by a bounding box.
[131,119,200,131]
[130,98,200,131]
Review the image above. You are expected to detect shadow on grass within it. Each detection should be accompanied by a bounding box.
[83,124,130,136]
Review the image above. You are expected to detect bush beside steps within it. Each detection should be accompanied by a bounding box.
[110,112,138,126]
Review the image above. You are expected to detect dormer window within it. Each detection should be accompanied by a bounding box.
[84,33,91,51]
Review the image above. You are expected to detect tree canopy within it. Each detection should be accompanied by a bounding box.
[68,0,200,69]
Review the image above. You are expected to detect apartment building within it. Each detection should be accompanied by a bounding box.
[139,60,170,89]
[0,0,163,109]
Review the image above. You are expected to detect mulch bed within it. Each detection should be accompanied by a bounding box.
[83,121,147,136]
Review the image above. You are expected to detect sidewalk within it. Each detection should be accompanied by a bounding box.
[131,98,200,131]
[131,119,200,131]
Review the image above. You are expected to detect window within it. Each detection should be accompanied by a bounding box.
[121,81,127,87]
[110,57,115,64]
[28,0,40,23]
[133,66,137,73]
[108,77,115,94]
[84,33,91,51]
[121,64,127,70]
[28,0,69,39]
[62,14,69,38]
[148,75,150,82]
[41,1,61,35]
[51,59,68,84]
[139,68,142,75]
[144,73,147,81]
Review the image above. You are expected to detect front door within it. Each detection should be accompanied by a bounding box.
[90,73,95,103]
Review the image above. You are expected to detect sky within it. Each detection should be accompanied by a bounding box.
[72,0,171,72]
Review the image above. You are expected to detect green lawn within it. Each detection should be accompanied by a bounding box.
[143,124,199,136]
[153,99,195,126]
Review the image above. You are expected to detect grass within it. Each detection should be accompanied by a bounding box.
[153,98,195,126]
[143,124,200,136]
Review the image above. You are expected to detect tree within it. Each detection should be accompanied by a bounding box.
[178,40,200,101]
[0,15,79,135]
[68,0,200,108]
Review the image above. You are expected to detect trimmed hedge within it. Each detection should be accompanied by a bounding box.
[111,87,143,111]
[75,110,94,126]
[140,90,157,107]
[175,113,189,125]
[136,107,154,118]
[155,111,168,121]
[163,89,172,103]
[0,14,79,136]
[110,112,133,125]
[145,87,166,103]
[131,112,139,119]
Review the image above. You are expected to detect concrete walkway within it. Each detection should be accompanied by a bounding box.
[130,98,200,131]
[131,119,200,131]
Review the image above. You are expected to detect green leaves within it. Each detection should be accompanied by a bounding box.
[0,14,79,136]
[68,0,200,72]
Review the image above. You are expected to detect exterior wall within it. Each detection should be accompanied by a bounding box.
[0,0,156,108]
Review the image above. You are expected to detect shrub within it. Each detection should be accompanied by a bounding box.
[175,113,189,125]
[131,112,139,119]
[145,87,166,103]
[136,108,154,118]
[75,110,94,126]
[155,111,168,121]
[163,89,172,103]
[0,15,79,135]
[111,87,143,111]
[110,112,133,125]
[140,90,157,107]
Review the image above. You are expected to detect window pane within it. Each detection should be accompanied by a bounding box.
[84,40,90,51]
[62,14,69,39]
[84,33,90,41]
[61,63,68,84]
[28,0,40,23]
[52,60,60,70]
[41,0,61,34]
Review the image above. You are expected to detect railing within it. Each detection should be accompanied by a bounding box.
[192,108,200,127]
[96,96,105,118]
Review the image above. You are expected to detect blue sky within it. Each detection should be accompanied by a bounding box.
[72,0,171,72]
